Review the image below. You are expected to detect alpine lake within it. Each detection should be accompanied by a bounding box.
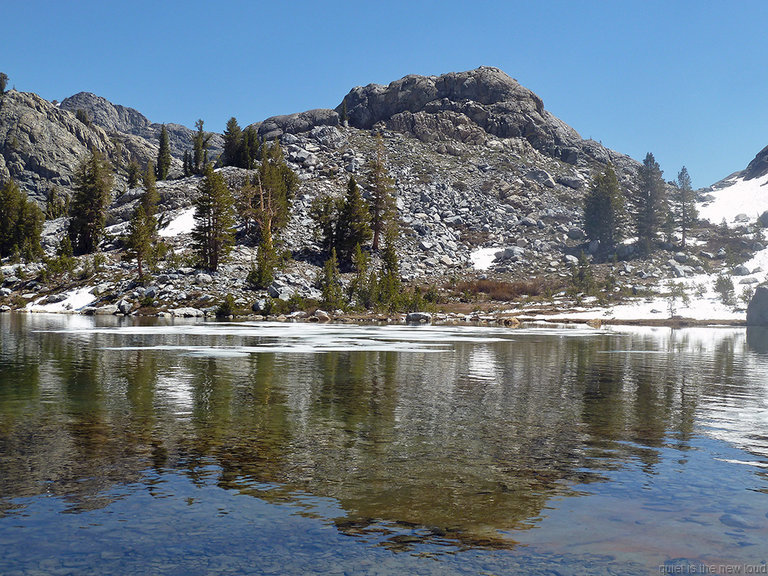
[1,313,768,575]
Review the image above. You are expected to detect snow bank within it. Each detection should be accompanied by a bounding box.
[159,208,196,237]
[470,246,503,270]
[698,174,768,225]
[26,287,96,313]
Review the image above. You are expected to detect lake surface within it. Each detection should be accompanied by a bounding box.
[1,314,768,575]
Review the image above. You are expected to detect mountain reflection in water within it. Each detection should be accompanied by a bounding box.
[1,314,767,572]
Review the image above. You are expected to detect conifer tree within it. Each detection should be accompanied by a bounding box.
[125,205,152,281]
[222,117,243,167]
[584,167,624,253]
[125,163,161,281]
[126,158,142,188]
[192,119,211,175]
[242,126,260,169]
[376,225,401,309]
[183,150,191,177]
[318,248,345,310]
[156,125,172,180]
[0,179,44,260]
[634,152,666,254]
[673,166,697,248]
[309,193,342,255]
[0,72,8,95]
[44,186,68,220]
[368,136,397,251]
[68,149,113,255]
[349,243,373,309]
[335,176,372,263]
[191,165,236,271]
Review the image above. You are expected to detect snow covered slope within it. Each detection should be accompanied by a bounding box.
[699,173,768,225]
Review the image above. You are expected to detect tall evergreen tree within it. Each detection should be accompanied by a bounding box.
[44,186,68,220]
[192,119,212,175]
[191,165,236,271]
[125,162,161,281]
[318,248,345,310]
[126,158,142,188]
[335,175,372,263]
[222,117,243,167]
[0,179,44,260]
[156,125,172,180]
[584,167,625,253]
[368,136,397,251]
[183,150,191,177]
[239,141,298,249]
[0,72,8,95]
[634,152,666,254]
[309,193,342,255]
[242,126,260,169]
[68,149,113,255]
[673,166,698,248]
[376,225,401,309]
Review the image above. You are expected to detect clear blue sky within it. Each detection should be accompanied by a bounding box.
[3,0,767,188]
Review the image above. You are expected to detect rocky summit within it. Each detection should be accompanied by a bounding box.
[0,67,762,321]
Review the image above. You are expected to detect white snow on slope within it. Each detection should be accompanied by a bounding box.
[698,173,768,225]
[26,287,96,313]
[159,208,196,237]
[470,247,504,270]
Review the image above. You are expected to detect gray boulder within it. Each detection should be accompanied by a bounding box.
[406,312,432,324]
[747,286,768,325]
[733,265,751,276]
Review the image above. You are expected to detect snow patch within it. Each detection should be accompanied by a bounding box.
[698,174,768,225]
[159,208,196,237]
[26,287,96,313]
[471,246,502,270]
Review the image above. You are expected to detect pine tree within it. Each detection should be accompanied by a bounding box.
[673,166,697,248]
[183,150,191,177]
[191,165,236,271]
[349,243,373,309]
[240,141,298,249]
[335,176,372,263]
[0,72,8,95]
[44,186,68,220]
[376,225,401,309]
[192,119,211,175]
[368,136,397,251]
[126,158,142,188]
[583,167,624,253]
[156,125,172,180]
[140,162,160,237]
[68,149,113,255]
[242,126,260,169]
[125,205,152,281]
[634,152,666,254]
[222,117,243,167]
[318,248,345,310]
[0,179,44,260]
[309,193,342,255]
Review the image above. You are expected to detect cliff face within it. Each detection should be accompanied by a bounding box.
[0,90,115,199]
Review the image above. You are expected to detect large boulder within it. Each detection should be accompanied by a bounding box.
[746,285,768,325]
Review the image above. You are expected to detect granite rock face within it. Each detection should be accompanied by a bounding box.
[747,285,768,325]
[336,66,611,166]
[742,144,768,181]
[0,90,114,199]
[60,91,224,161]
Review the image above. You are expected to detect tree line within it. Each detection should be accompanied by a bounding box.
[583,153,698,257]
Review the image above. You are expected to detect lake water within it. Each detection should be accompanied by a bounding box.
[1,314,768,575]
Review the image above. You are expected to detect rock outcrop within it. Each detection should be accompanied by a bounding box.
[335,67,627,168]
[60,92,224,161]
[742,144,768,181]
[0,90,115,199]
[746,285,768,325]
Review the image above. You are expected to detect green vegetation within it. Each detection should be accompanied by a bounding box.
[125,163,160,280]
[634,152,667,254]
[68,149,113,255]
[156,125,172,180]
[368,136,397,251]
[584,167,624,254]
[192,119,212,175]
[192,165,236,272]
[0,179,44,260]
[335,176,372,264]
[0,72,8,94]
[714,275,735,306]
[317,248,345,310]
[672,166,698,248]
